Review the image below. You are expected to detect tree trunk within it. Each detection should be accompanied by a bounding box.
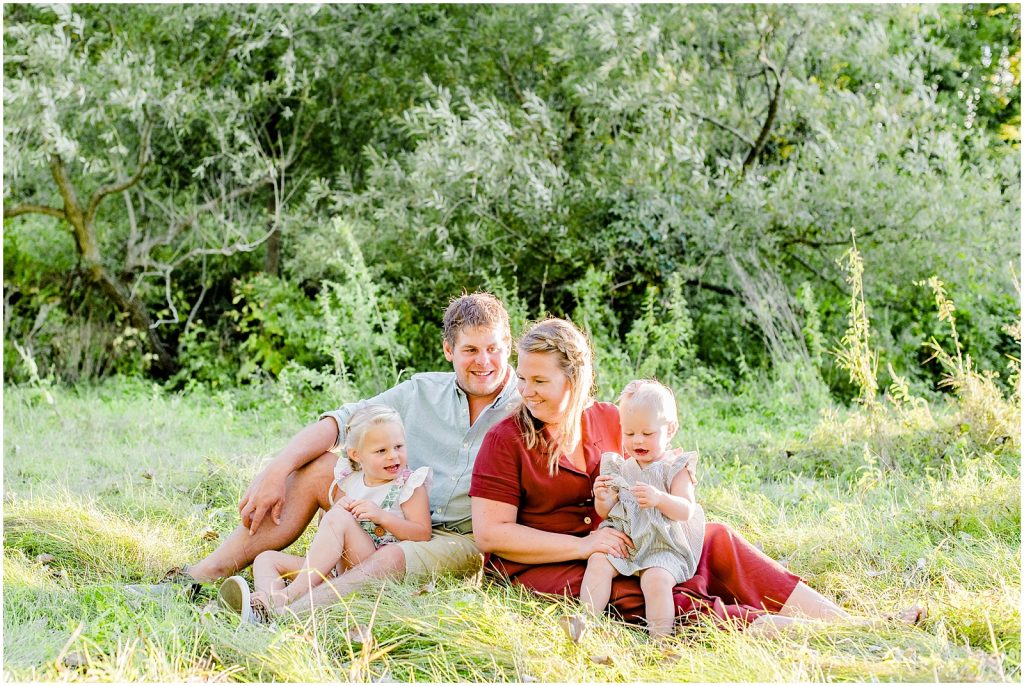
[49,155,178,378]
[264,192,280,275]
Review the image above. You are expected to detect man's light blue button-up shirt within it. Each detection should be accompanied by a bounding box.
[320,371,520,530]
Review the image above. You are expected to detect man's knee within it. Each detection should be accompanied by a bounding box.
[291,452,339,508]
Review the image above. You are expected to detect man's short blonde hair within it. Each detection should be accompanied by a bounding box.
[442,292,511,346]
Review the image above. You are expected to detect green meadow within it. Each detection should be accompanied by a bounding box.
[3,373,1018,682]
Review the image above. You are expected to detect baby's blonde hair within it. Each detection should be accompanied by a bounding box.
[343,404,404,471]
[617,379,678,426]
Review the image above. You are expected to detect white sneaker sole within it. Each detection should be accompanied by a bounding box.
[217,576,253,622]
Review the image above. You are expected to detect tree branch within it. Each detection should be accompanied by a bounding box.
[3,204,66,220]
[86,120,152,224]
[743,29,803,172]
[684,108,755,146]
[782,247,845,293]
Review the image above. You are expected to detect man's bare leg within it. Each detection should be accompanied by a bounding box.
[283,543,407,615]
[185,452,338,582]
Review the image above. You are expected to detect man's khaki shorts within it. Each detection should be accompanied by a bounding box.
[396,528,483,577]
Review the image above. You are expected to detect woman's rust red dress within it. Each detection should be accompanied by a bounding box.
[469,402,801,627]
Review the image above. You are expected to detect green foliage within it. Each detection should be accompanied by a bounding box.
[2,4,1019,412]
[833,236,880,409]
[230,274,322,381]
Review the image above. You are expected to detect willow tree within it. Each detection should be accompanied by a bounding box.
[3,4,334,375]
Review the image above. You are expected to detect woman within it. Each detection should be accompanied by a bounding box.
[469,317,868,635]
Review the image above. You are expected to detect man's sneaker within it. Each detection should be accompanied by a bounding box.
[125,566,202,602]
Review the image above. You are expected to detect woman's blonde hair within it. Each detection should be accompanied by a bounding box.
[343,404,404,471]
[513,318,594,475]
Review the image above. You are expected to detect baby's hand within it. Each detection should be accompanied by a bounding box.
[334,495,354,510]
[630,483,663,508]
[346,499,385,523]
[593,475,617,500]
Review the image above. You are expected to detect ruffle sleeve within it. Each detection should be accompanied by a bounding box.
[398,466,432,505]
[664,449,699,488]
[600,451,631,491]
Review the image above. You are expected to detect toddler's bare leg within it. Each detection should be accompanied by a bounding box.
[253,550,304,610]
[640,567,677,638]
[285,507,377,605]
[580,553,617,615]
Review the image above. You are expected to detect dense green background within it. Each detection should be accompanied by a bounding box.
[4,4,1020,401]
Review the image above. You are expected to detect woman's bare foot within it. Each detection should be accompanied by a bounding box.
[890,602,928,625]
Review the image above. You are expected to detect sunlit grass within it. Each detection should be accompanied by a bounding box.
[3,379,1019,681]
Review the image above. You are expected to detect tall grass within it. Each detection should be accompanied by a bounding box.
[4,366,1019,682]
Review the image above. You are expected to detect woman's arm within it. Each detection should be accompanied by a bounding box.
[472,497,632,563]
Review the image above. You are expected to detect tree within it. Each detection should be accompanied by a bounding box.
[3,4,325,375]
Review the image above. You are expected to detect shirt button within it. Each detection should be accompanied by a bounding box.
[584,516,592,524]
[463,442,470,449]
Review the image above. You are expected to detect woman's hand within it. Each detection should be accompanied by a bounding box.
[630,483,664,509]
[577,527,633,560]
[238,465,287,534]
[346,499,385,523]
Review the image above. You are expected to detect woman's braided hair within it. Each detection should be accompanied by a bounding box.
[513,318,595,475]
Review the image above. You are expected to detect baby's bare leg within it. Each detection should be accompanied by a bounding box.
[285,507,377,605]
[640,567,677,638]
[253,550,304,610]
[580,553,617,615]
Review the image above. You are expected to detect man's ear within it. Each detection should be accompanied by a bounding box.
[443,338,455,362]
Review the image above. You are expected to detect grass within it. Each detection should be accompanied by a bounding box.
[3,376,1020,682]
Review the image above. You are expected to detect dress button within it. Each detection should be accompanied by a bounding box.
[584,516,592,524]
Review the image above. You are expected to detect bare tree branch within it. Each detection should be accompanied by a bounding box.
[743,29,803,172]
[684,108,755,146]
[86,119,153,224]
[3,204,66,220]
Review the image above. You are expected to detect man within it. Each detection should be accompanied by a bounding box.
[148,292,518,611]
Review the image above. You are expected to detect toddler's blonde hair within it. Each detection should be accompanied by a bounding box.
[343,404,404,471]
[617,379,678,426]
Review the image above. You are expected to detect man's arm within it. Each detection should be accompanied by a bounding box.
[238,418,339,534]
[242,378,421,535]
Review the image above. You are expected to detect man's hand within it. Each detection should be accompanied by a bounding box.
[630,483,664,509]
[239,466,287,535]
[346,499,385,523]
